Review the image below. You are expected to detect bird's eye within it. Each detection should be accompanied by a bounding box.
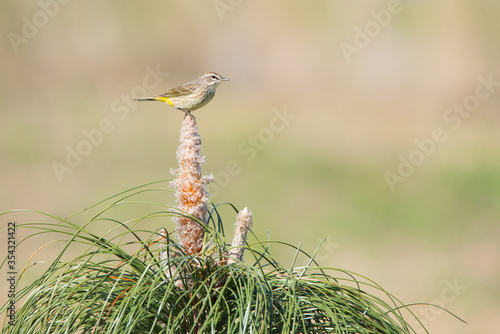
[211,75,217,80]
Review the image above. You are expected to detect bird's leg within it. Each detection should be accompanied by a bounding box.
[181,110,193,118]
[177,108,191,117]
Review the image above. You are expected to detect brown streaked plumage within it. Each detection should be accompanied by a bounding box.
[134,72,229,113]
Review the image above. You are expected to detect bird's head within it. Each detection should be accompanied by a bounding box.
[202,72,229,87]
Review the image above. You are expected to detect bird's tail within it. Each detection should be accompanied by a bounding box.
[134,97,159,102]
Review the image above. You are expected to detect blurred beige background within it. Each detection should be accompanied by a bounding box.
[1,1,500,333]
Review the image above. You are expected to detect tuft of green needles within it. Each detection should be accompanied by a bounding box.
[1,181,449,333]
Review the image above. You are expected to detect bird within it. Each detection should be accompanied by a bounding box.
[134,72,229,114]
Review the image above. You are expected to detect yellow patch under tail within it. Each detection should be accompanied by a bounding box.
[154,96,174,106]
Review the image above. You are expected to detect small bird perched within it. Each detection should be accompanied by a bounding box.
[134,72,229,114]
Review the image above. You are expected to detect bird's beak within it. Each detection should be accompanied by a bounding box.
[221,77,229,81]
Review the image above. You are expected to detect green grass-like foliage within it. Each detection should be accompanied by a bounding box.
[1,181,425,333]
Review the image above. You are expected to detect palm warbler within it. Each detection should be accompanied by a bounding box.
[134,72,229,113]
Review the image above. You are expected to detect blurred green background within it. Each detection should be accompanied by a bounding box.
[1,1,499,332]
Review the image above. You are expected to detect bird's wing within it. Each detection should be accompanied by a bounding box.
[159,83,197,98]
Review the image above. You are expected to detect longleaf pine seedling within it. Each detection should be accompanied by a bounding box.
[1,108,463,333]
